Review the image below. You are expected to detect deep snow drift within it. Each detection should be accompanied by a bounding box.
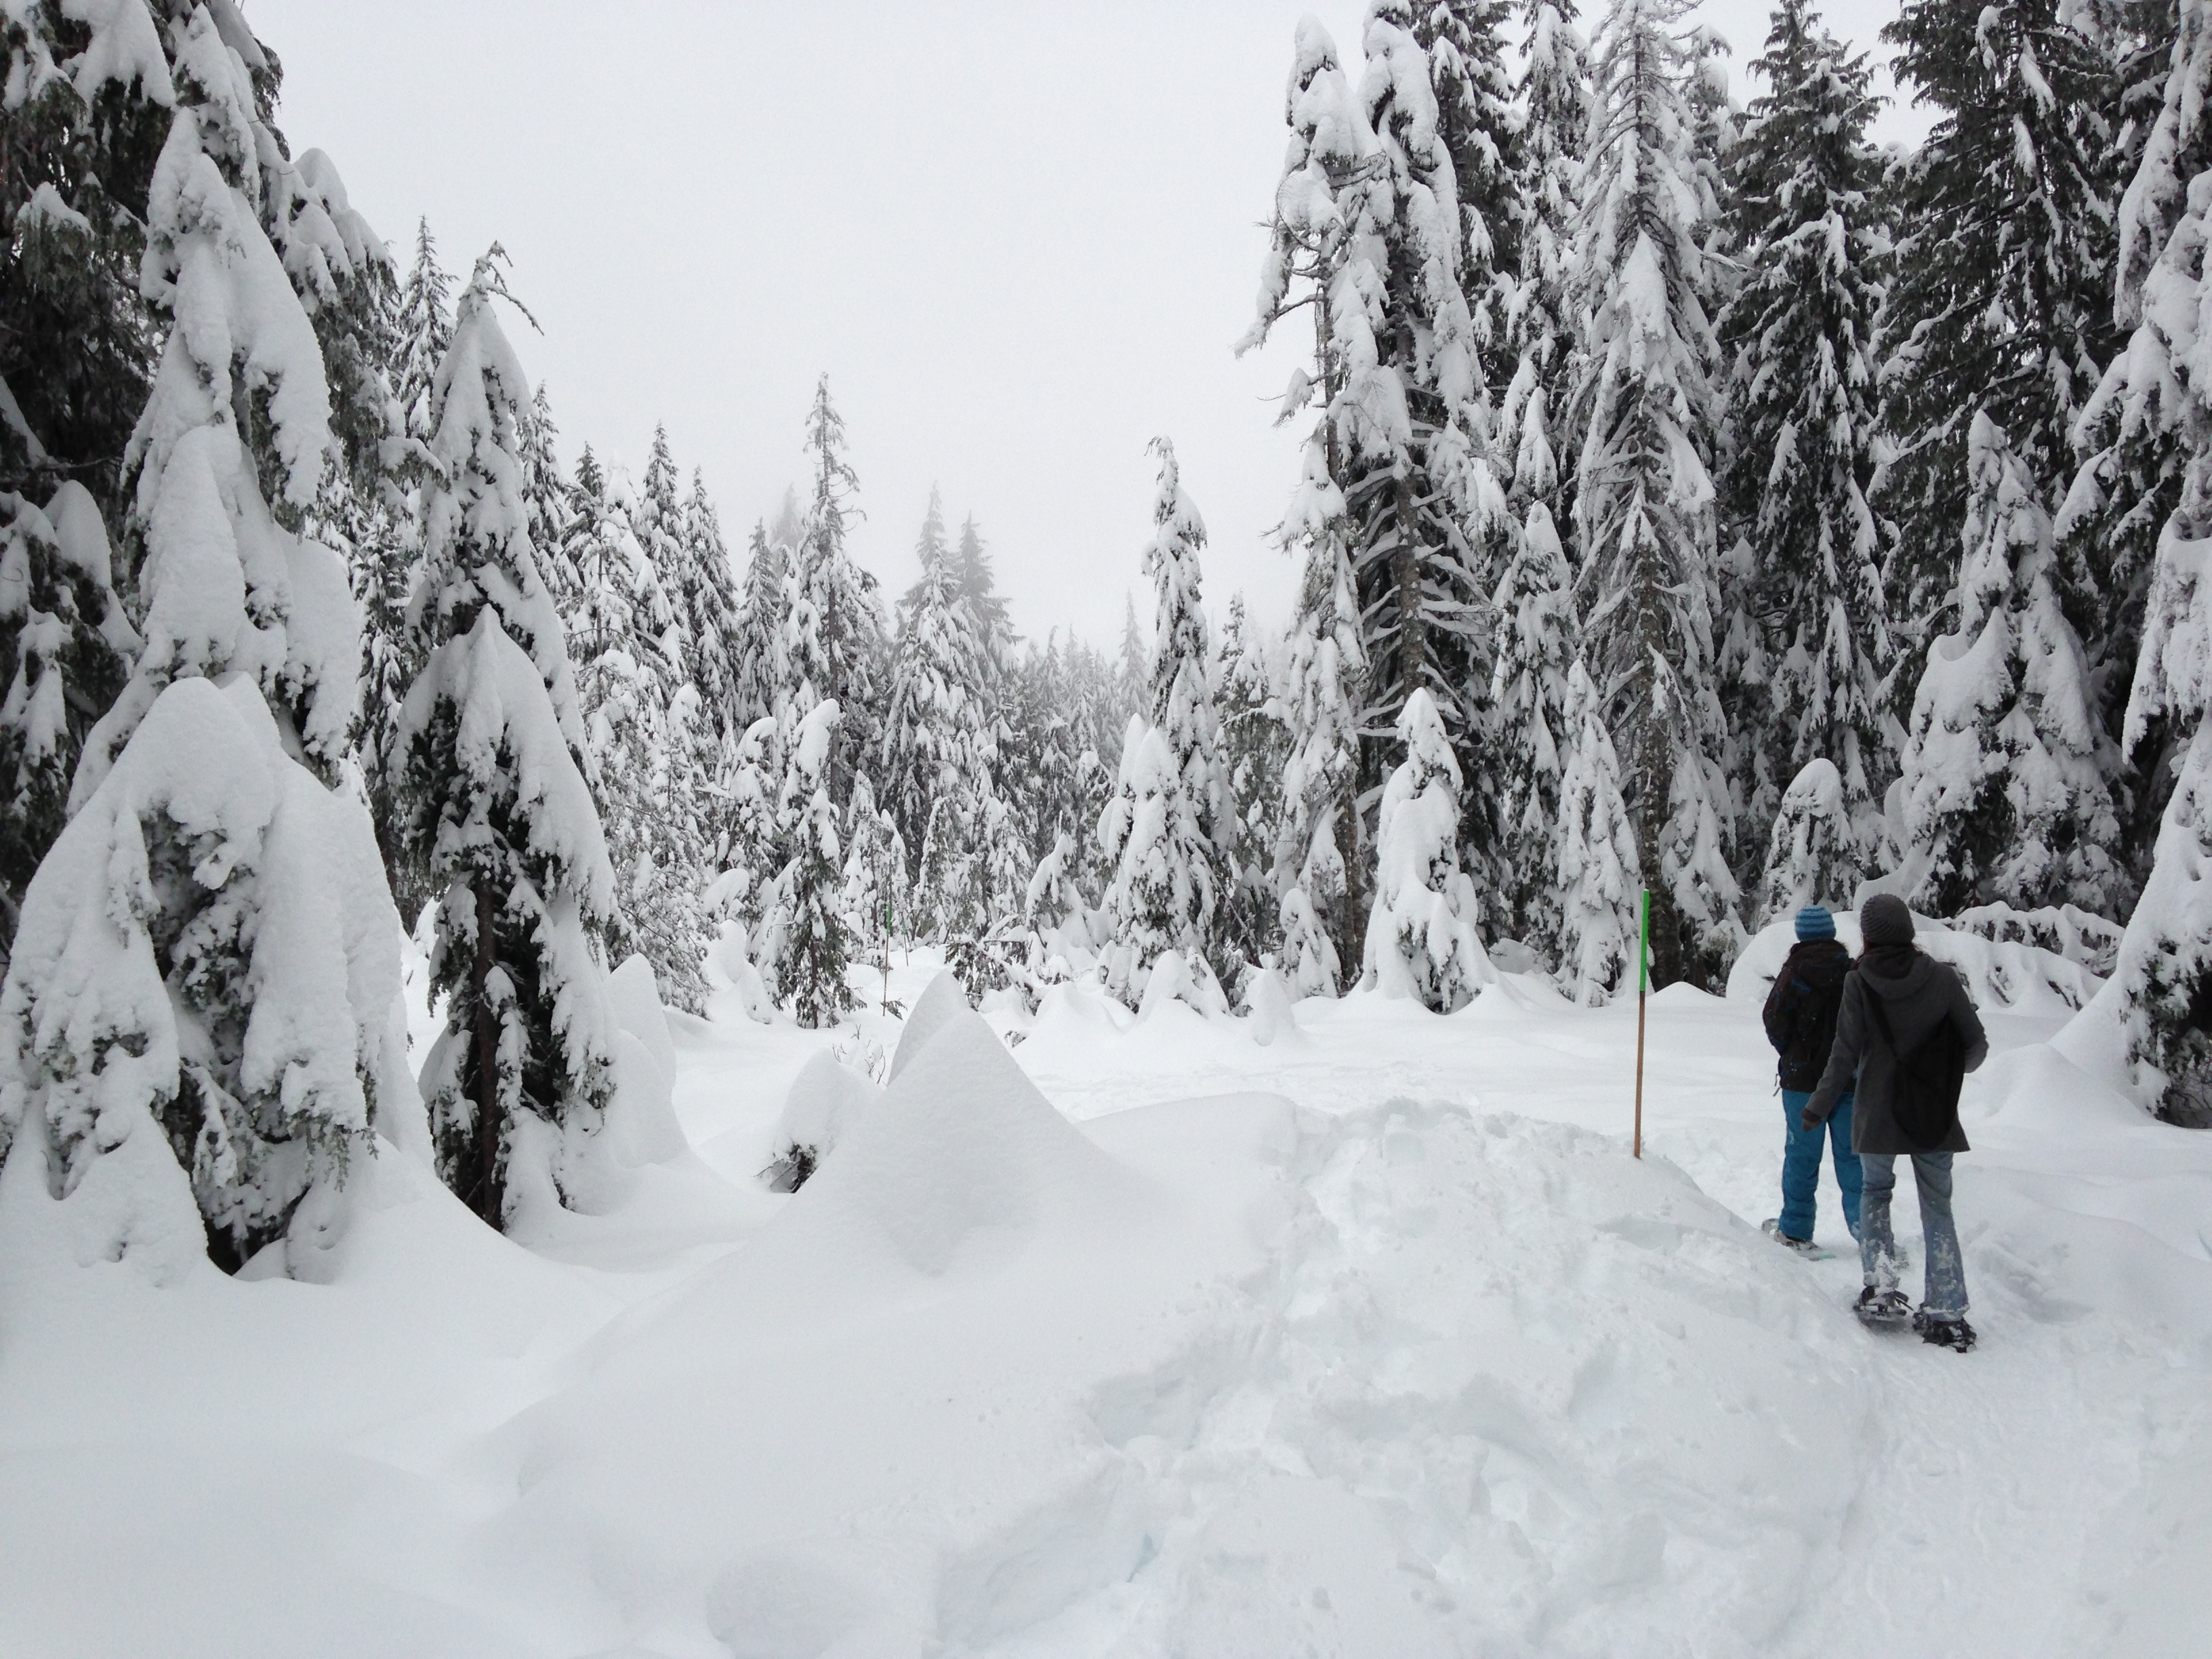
[3,949,2210,1658]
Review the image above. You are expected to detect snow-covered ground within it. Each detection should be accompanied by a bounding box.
[5,953,2210,1658]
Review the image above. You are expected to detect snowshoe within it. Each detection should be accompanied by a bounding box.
[1853,1286,1912,1330]
[1761,1218,1830,1260]
[1913,1309,1977,1353]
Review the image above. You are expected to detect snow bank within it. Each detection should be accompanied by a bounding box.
[1727,907,2103,1017]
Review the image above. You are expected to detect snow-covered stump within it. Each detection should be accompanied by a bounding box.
[0,678,412,1278]
[1361,691,1493,1011]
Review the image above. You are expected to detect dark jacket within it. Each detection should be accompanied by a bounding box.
[1761,939,1854,1091]
[1806,952,1988,1154]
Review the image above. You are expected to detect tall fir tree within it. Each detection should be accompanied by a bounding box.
[1565,0,1740,987]
[1895,411,2118,914]
[398,251,618,1229]
[1274,434,1369,993]
[392,217,453,446]
[880,489,996,938]
[1488,499,1577,950]
[733,516,787,734]
[1416,1,1523,361]
[1217,592,1288,971]
[790,375,882,809]
[1553,657,1641,1004]
[1717,0,1892,850]
[1498,0,1593,514]
[1877,0,2118,633]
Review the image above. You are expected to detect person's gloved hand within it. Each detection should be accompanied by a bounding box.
[1799,1105,1821,1132]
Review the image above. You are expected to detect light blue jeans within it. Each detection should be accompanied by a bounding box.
[1859,1151,1967,1319]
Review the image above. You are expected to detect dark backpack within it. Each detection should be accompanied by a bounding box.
[1763,944,1851,1090]
[1861,981,1966,1149]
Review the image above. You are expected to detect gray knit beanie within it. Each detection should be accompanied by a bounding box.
[1860,893,1914,947]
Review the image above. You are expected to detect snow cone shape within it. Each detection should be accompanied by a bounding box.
[0,677,411,1279]
[788,1008,1124,1278]
[1362,691,1494,1011]
[890,970,969,1080]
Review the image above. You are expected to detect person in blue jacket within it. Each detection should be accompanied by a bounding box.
[1759,905,1861,1254]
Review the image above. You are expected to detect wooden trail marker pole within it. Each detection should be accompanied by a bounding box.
[1633,886,1650,1160]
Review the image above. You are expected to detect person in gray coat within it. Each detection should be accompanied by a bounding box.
[1803,893,1988,1351]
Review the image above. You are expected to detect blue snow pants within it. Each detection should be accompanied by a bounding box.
[1780,1088,1862,1243]
[1859,1151,1968,1319]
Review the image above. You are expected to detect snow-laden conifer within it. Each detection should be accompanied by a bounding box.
[1363,689,1494,1008]
[1,484,136,955]
[733,518,787,734]
[1217,592,1288,970]
[1243,9,1503,832]
[1416,1,1522,356]
[1488,499,1576,948]
[881,491,994,930]
[1141,438,1233,964]
[1273,434,1368,994]
[1498,0,1592,510]
[766,696,852,1028]
[1553,657,1641,1004]
[681,468,743,740]
[70,5,357,804]
[1756,757,1861,922]
[392,218,452,446]
[0,676,411,1275]
[1896,412,2119,914]
[398,251,618,1228]
[2050,1,2212,1118]
[1717,0,1891,845]
[1877,0,2117,626]
[790,376,882,808]
[1565,0,1739,985]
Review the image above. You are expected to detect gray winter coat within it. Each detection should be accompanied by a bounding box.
[1804,953,1988,1154]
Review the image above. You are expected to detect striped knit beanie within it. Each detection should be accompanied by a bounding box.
[1794,905,1836,942]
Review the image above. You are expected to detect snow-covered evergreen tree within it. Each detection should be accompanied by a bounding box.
[881,489,996,936]
[680,468,742,741]
[2072,0,2212,1120]
[1,8,411,1271]
[70,4,356,804]
[732,517,787,734]
[1273,434,1368,994]
[392,218,452,446]
[1565,0,1739,987]
[398,251,617,1227]
[1363,689,1494,1008]
[0,484,136,958]
[1416,0,1522,358]
[766,696,852,1028]
[1896,411,2118,914]
[0,0,171,527]
[790,375,882,808]
[1553,657,1641,1004]
[1498,0,1593,512]
[1141,438,1233,969]
[1877,0,2118,629]
[1717,0,1891,847]
[1756,757,1861,922]
[1217,592,1288,970]
[840,769,905,963]
[1488,499,1576,949]
[1243,8,1504,846]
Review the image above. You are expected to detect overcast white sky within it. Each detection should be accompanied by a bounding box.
[253,1,1927,647]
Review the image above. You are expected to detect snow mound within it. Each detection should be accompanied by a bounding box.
[798,1009,1129,1279]
[772,1050,881,1165]
[888,969,968,1080]
[607,954,678,1086]
[1728,908,2103,1015]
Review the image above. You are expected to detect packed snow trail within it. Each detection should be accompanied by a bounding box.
[3,957,2210,1657]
